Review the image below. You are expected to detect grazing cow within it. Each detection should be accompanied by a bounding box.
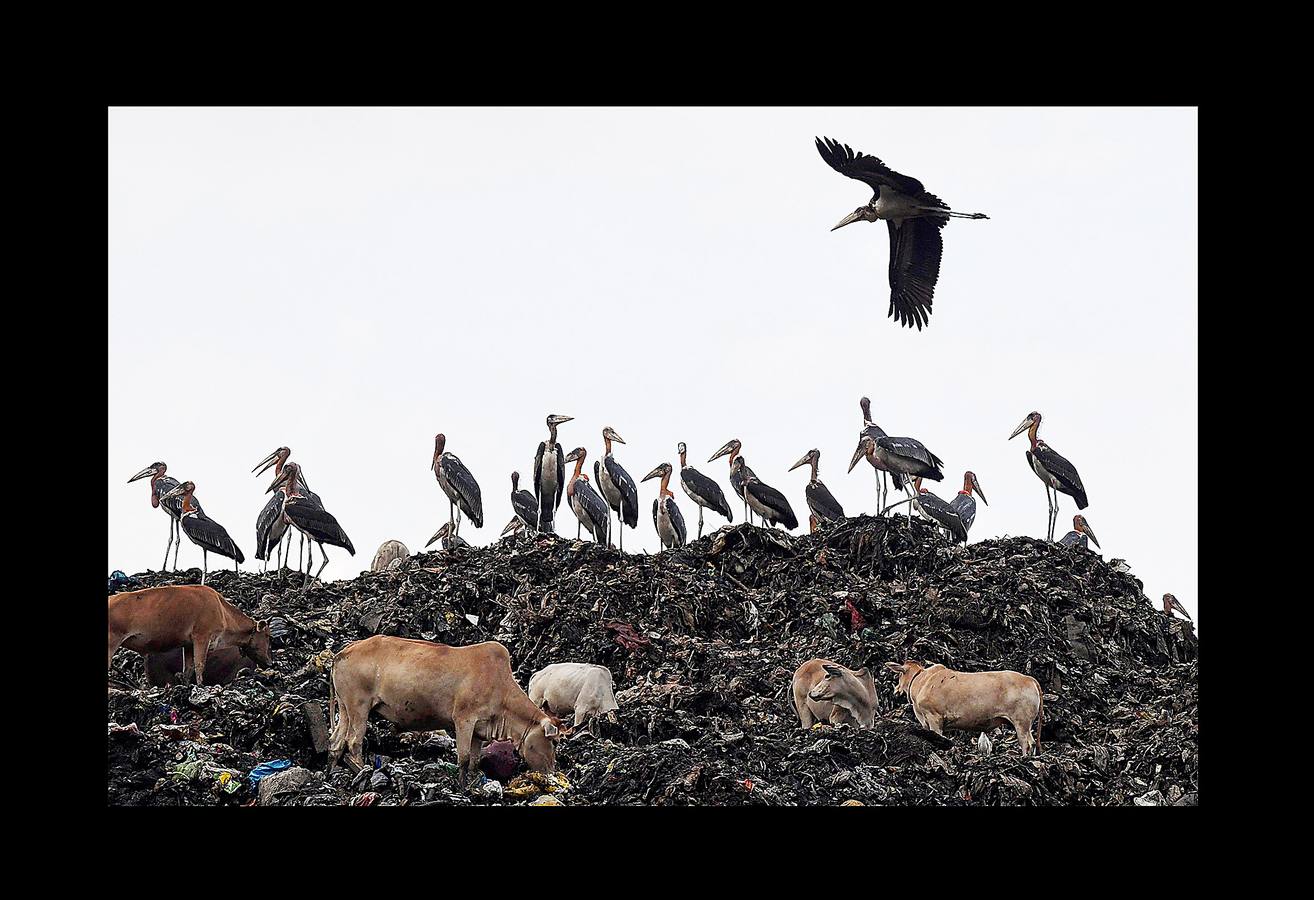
[791,659,877,728]
[528,662,620,732]
[886,661,1044,756]
[108,585,272,685]
[371,540,410,572]
[327,636,566,789]
[145,646,254,687]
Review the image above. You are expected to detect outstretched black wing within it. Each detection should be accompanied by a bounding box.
[886,217,944,330]
[815,137,926,197]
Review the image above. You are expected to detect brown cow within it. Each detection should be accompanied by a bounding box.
[327,636,566,789]
[791,659,877,728]
[108,585,272,685]
[886,661,1044,756]
[144,646,254,687]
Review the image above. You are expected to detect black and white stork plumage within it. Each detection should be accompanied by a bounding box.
[533,414,573,532]
[157,480,243,585]
[1162,593,1191,621]
[1010,411,1089,542]
[426,521,471,551]
[563,447,610,544]
[708,439,760,524]
[432,433,483,537]
[594,426,638,551]
[642,462,687,550]
[849,433,943,533]
[732,456,798,530]
[856,396,902,513]
[267,462,354,590]
[910,476,969,544]
[948,470,988,539]
[816,136,988,330]
[510,471,538,534]
[128,461,205,571]
[676,442,732,539]
[789,448,844,524]
[1058,514,1100,550]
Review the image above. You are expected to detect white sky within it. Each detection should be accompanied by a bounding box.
[108,107,1198,622]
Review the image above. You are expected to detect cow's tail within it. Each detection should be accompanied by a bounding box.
[1033,678,1044,756]
[326,660,339,767]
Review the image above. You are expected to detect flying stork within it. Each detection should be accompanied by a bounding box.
[816,136,988,330]
[676,442,732,539]
[789,448,844,524]
[157,480,243,585]
[849,433,944,533]
[128,461,204,571]
[534,414,573,532]
[593,426,638,551]
[708,439,759,524]
[1058,514,1100,550]
[948,471,988,539]
[563,447,610,544]
[432,433,484,538]
[426,521,471,551]
[641,462,687,550]
[1009,411,1089,541]
[510,471,539,534]
[1162,593,1191,621]
[266,462,355,590]
[732,456,798,530]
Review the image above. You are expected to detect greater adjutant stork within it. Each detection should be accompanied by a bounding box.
[128,461,204,571]
[789,448,844,524]
[641,463,687,550]
[594,426,638,551]
[157,480,243,584]
[908,476,970,544]
[732,456,798,530]
[816,136,988,330]
[510,471,538,534]
[534,414,573,532]
[1058,514,1100,550]
[426,522,471,551]
[252,447,322,574]
[677,442,732,539]
[849,433,944,532]
[267,462,355,590]
[563,447,610,544]
[1009,411,1089,542]
[708,439,759,524]
[948,471,988,539]
[856,396,901,513]
[1162,593,1191,621]
[432,433,483,538]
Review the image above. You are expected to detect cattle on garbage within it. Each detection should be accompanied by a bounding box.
[528,662,620,732]
[791,658,877,728]
[886,661,1044,756]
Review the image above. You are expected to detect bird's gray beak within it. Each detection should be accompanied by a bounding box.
[564,449,580,463]
[425,529,442,548]
[550,415,574,426]
[128,466,157,483]
[501,518,522,537]
[610,432,626,445]
[1083,522,1101,549]
[159,484,184,500]
[1009,416,1034,440]
[847,441,867,473]
[708,441,736,462]
[831,209,865,231]
[641,465,664,483]
[252,451,281,475]
[266,471,288,494]
[789,453,811,472]
[973,475,989,506]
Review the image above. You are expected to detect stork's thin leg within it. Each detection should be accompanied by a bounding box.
[201,550,208,586]
[172,522,182,570]
[163,518,173,571]
[698,506,705,539]
[577,520,581,540]
[618,501,624,552]
[307,544,330,592]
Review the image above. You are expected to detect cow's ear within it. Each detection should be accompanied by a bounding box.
[255,620,269,631]
[854,667,870,678]
[543,720,559,737]
[884,662,903,673]
[822,664,843,678]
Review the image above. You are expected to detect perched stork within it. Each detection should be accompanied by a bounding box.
[594,426,638,551]
[510,471,538,534]
[267,462,354,590]
[909,476,969,544]
[849,434,943,532]
[1163,593,1191,621]
[641,462,687,550]
[426,521,470,551]
[1009,411,1089,541]
[1058,514,1100,550]
[128,461,204,571]
[501,516,528,540]
[563,447,610,544]
[676,442,732,539]
[856,396,899,513]
[816,136,988,330]
[157,481,243,585]
[948,471,988,539]
[432,433,483,538]
[789,448,844,524]
[708,439,759,524]
[732,456,798,530]
[534,414,573,532]
[251,447,322,574]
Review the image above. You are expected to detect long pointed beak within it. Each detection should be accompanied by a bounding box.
[641,465,664,483]
[252,451,281,475]
[425,528,444,548]
[266,472,288,494]
[1083,523,1101,549]
[1009,417,1033,440]
[831,210,864,231]
[789,454,811,472]
[847,442,867,473]
[610,432,626,445]
[974,477,989,506]
[501,517,523,537]
[128,466,157,483]
[709,441,736,463]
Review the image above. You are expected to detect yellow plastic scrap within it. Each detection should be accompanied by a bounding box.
[311,650,335,672]
[840,800,865,806]
[504,776,541,799]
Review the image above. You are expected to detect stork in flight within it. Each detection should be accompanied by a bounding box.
[816,136,988,330]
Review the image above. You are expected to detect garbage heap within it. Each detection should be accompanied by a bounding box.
[107,515,1198,806]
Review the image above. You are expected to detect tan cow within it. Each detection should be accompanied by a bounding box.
[144,646,254,687]
[108,585,271,685]
[791,659,877,728]
[327,636,566,789]
[528,662,619,733]
[886,661,1044,756]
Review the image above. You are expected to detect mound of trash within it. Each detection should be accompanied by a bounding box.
[107,516,1197,806]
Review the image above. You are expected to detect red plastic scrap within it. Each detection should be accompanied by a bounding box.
[844,599,867,631]
[603,621,650,651]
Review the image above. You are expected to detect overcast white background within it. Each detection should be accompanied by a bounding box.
[108,107,1198,622]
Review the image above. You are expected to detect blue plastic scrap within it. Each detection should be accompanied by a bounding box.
[249,759,295,787]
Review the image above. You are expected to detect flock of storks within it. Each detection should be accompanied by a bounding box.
[122,138,1111,588]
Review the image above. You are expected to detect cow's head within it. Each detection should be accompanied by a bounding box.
[520,714,570,775]
[809,664,877,726]
[885,660,925,696]
[240,620,273,667]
